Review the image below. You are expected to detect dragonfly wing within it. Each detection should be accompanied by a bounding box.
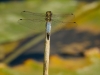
[52,13,75,21]
[21,11,45,20]
[18,19,46,33]
[51,13,76,31]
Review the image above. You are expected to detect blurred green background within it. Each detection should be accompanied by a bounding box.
[0,0,100,75]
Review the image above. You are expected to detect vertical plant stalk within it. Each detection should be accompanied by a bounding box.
[43,11,52,75]
[43,33,50,75]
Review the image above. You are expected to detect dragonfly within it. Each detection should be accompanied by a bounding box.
[18,11,77,34]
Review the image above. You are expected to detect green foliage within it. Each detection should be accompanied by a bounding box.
[49,67,77,75]
[1,57,100,75]
[77,58,100,75]
[0,68,24,75]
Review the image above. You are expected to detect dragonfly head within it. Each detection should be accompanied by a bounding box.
[46,11,52,16]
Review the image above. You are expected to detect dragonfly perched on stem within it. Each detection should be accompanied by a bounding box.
[18,11,77,34]
[18,11,77,75]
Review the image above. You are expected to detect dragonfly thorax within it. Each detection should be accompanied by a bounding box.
[45,11,52,22]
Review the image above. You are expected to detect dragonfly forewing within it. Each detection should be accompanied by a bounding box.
[21,11,75,20]
[21,11,45,20]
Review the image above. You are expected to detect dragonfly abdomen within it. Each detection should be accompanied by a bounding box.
[46,22,51,34]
